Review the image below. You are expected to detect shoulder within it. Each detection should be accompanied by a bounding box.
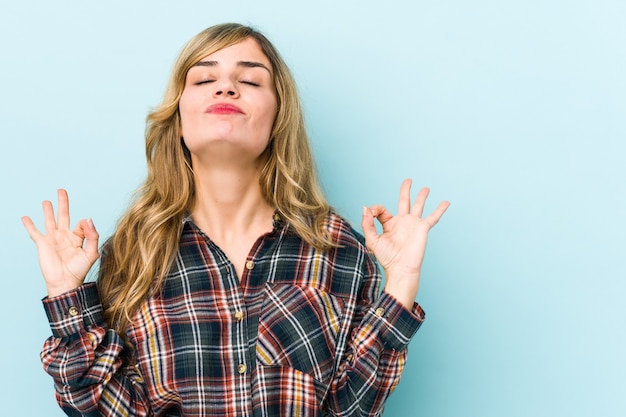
[318,212,380,294]
[322,211,368,252]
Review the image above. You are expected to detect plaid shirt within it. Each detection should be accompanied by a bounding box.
[42,212,423,416]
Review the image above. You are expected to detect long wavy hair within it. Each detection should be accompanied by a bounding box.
[98,23,334,338]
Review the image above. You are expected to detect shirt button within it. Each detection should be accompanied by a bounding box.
[245,261,255,270]
[234,311,244,322]
[237,363,247,374]
[375,307,385,317]
[68,306,79,317]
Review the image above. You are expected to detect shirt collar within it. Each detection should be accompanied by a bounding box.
[182,210,286,234]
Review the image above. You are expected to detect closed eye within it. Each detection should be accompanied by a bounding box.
[240,80,259,86]
[195,79,215,85]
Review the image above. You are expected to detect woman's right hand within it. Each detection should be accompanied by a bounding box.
[22,189,100,298]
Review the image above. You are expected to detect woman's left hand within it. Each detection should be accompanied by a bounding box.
[362,179,450,309]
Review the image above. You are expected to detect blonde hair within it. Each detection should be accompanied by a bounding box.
[98,23,334,337]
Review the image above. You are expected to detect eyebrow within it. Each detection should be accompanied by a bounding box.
[193,60,271,74]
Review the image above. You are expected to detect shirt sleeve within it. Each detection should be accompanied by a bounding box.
[41,283,151,417]
[323,257,423,417]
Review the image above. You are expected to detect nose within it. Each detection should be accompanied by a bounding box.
[213,78,239,98]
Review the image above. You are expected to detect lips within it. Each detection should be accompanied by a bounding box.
[205,103,244,114]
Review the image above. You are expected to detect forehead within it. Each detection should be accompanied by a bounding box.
[194,37,272,70]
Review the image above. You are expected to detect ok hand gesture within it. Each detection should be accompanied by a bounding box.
[362,179,449,309]
[22,189,100,298]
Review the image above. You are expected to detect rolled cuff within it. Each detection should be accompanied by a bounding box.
[42,283,104,338]
[369,291,424,351]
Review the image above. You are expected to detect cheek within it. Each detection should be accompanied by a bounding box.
[178,91,195,137]
[256,96,278,130]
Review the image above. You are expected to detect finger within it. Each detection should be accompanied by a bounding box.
[42,200,57,234]
[397,179,412,215]
[57,189,70,230]
[361,206,379,251]
[369,205,394,225]
[425,200,451,228]
[21,216,43,242]
[412,187,430,218]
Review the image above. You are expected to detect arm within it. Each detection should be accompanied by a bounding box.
[41,284,150,416]
[324,271,423,417]
[24,190,151,416]
[324,179,448,416]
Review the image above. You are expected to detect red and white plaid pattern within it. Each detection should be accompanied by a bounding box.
[42,212,424,416]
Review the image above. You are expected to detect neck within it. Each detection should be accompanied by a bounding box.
[190,157,274,242]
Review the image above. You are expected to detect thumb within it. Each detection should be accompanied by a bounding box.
[82,218,100,262]
[361,206,379,250]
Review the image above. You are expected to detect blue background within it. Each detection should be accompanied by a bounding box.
[1,1,624,416]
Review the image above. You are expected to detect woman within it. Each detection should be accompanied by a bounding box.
[22,23,449,416]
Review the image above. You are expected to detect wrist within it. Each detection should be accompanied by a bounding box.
[46,284,80,299]
[383,272,420,310]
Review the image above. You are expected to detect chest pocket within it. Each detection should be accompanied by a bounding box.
[256,283,345,383]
